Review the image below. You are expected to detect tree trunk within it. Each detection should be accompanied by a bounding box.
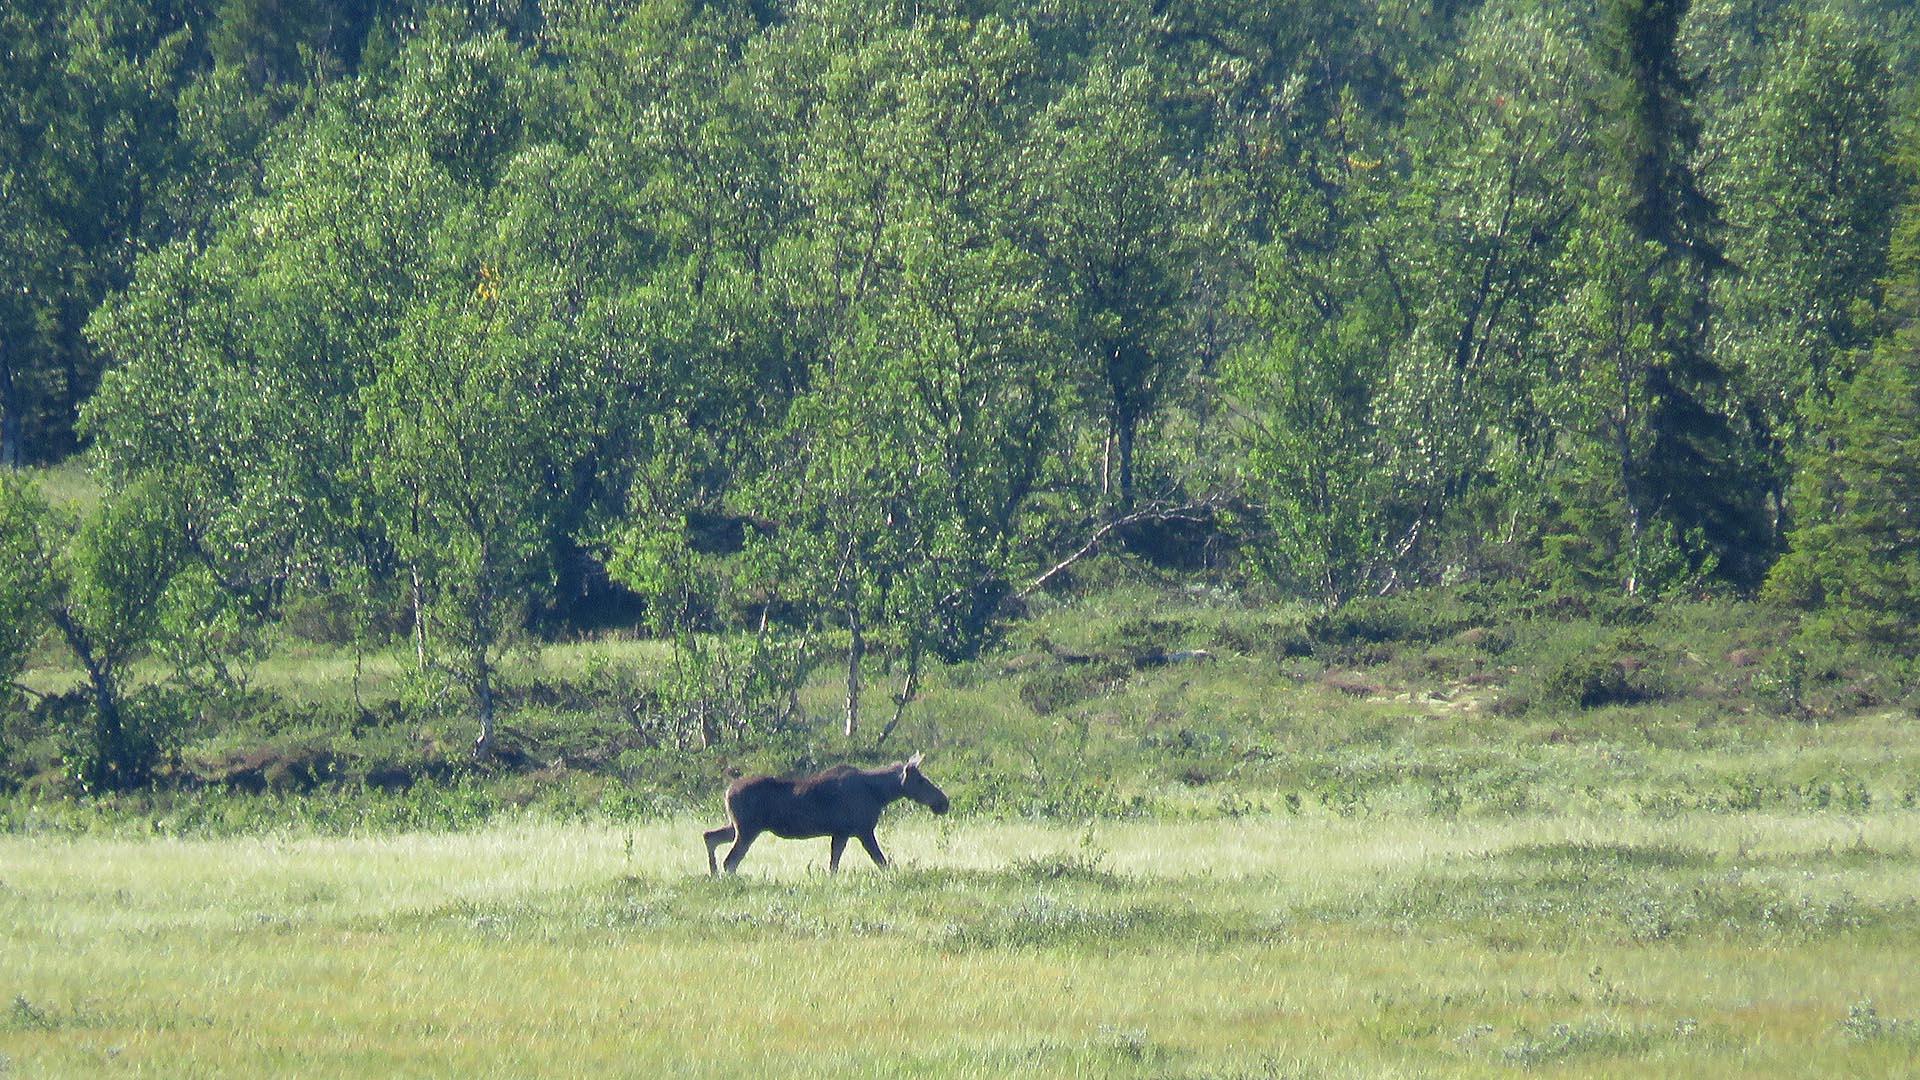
[59,334,81,458]
[410,565,427,668]
[844,608,863,740]
[471,649,497,761]
[877,639,922,748]
[1616,360,1644,596]
[1,338,20,469]
[56,610,131,790]
[470,539,500,761]
[87,663,128,790]
[1116,415,1137,510]
[409,491,428,667]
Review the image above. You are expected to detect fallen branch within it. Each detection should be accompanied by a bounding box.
[1018,492,1230,600]
[6,679,48,703]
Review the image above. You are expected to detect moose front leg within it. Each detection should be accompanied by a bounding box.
[722,827,761,873]
[858,831,887,868]
[829,834,848,872]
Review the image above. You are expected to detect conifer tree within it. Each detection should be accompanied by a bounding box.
[1766,146,1920,651]
[1593,0,1767,590]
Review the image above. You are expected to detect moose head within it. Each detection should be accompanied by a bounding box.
[900,751,951,815]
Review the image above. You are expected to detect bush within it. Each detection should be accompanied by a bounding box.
[1537,647,1668,710]
[1206,612,1311,659]
[1541,653,1635,709]
[1751,639,1918,720]
[1309,597,1421,647]
[1308,591,1486,652]
[1102,615,1195,660]
[1019,665,1111,716]
[278,592,367,646]
[58,686,192,793]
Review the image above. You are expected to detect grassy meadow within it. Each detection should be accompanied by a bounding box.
[6,580,1920,1075]
[5,813,1920,1077]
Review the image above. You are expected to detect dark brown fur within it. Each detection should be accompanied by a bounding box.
[703,754,950,874]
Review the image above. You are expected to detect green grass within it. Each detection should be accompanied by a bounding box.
[4,813,1919,1076]
[16,456,104,515]
[18,635,676,705]
[7,583,1920,1074]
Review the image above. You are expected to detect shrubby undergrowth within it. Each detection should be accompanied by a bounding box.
[5,580,1916,836]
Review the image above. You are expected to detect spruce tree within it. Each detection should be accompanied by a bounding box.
[1766,148,1920,652]
[1598,0,1769,589]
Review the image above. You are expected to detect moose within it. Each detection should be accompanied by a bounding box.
[703,752,951,874]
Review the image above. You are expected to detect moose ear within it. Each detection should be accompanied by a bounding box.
[906,751,924,769]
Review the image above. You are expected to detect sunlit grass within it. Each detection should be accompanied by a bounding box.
[16,456,104,514]
[17,635,676,705]
[5,812,1919,1077]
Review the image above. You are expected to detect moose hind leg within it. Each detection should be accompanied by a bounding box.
[858,831,888,868]
[829,835,848,872]
[703,825,736,876]
[722,828,760,873]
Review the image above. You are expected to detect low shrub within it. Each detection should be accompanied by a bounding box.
[1018,664,1114,716]
[1541,653,1639,709]
[1308,590,1487,655]
[1207,611,1313,660]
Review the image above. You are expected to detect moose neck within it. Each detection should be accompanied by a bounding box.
[861,767,908,806]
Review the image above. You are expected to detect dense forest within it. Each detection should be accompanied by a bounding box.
[3,0,1919,789]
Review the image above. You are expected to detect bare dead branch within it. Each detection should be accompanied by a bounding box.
[1018,491,1231,600]
[6,679,48,703]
